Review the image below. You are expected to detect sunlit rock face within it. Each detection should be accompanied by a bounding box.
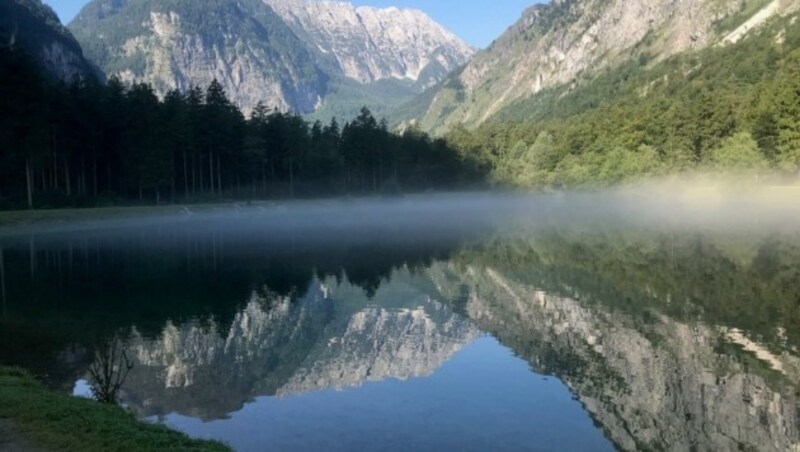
[120,275,478,420]
[441,263,800,452]
[69,0,328,114]
[264,0,475,89]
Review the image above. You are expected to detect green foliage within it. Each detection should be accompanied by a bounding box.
[443,13,800,188]
[774,54,800,173]
[709,132,769,171]
[0,367,229,451]
[456,225,800,352]
[597,145,663,183]
[712,0,774,34]
[308,78,418,124]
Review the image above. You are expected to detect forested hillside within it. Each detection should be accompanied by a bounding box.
[0,47,480,210]
[402,0,800,188]
[446,13,800,187]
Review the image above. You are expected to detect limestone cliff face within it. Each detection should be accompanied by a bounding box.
[120,276,477,419]
[409,0,800,132]
[0,0,96,81]
[68,0,473,114]
[264,0,475,90]
[69,0,328,113]
[438,263,800,452]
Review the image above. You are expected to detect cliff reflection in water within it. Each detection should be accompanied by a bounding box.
[122,271,480,420]
[439,224,800,451]
[1,198,799,451]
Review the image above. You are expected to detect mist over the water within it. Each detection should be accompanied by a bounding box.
[4,181,800,245]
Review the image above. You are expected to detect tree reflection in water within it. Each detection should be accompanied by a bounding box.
[88,335,134,405]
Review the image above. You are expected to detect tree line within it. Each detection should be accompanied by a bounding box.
[0,46,482,209]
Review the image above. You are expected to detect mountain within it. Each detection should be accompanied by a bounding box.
[68,0,475,116]
[68,0,328,113]
[0,0,96,81]
[403,0,800,133]
[264,0,474,91]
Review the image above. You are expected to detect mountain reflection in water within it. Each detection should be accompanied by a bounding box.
[1,195,799,451]
[123,274,480,420]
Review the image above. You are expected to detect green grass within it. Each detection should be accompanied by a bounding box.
[0,367,230,452]
[0,205,200,238]
[0,205,184,226]
[0,202,259,232]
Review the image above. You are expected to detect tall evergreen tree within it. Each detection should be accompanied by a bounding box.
[775,59,800,175]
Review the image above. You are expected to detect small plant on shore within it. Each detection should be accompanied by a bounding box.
[88,336,134,405]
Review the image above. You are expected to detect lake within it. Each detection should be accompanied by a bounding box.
[1,192,799,451]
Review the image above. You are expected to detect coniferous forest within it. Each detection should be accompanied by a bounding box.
[0,47,482,210]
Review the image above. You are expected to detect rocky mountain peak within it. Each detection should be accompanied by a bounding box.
[263,0,475,88]
[69,0,329,113]
[68,0,474,115]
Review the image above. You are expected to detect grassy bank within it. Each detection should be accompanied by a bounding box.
[0,367,229,451]
[0,205,199,227]
[0,202,253,237]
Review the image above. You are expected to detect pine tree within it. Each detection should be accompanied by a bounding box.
[774,59,800,175]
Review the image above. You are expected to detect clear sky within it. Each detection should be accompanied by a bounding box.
[43,0,540,48]
[350,0,538,48]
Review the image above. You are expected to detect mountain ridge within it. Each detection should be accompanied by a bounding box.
[69,0,330,113]
[0,0,97,81]
[264,0,475,90]
[68,0,475,116]
[403,0,800,133]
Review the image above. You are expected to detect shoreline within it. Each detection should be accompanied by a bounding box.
[0,367,229,452]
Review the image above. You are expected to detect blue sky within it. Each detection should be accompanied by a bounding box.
[350,0,537,48]
[43,0,539,48]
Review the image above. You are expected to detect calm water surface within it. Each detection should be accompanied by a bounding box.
[1,194,799,451]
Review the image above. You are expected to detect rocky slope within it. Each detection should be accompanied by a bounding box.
[405,0,800,132]
[69,0,328,113]
[68,0,474,115]
[265,0,474,90]
[0,0,96,81]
